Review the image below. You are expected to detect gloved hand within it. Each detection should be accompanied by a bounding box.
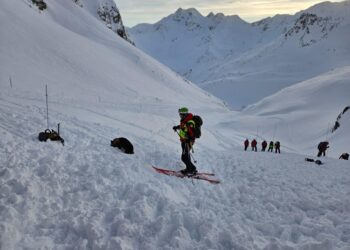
[173,125,180,131]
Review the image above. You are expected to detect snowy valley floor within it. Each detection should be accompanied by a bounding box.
[0,94,350,250]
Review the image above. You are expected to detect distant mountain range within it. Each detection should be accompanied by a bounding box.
[128,1,350,109]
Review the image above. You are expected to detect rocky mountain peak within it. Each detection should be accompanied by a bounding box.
[169,8,205,31]
[174,8,203,19]
[73,0,133,44]
[285,12,340,47]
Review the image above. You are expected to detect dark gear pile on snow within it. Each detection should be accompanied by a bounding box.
[192,115,203,138]
[38,129,64,145]
[111,137,134,154]
[305,158,323,165]
[339,153,349,160]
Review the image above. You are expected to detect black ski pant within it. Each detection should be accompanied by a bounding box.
[317,150,326,157]
[181,142,196,171]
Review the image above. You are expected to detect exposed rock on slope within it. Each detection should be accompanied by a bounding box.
[73,0,133,44]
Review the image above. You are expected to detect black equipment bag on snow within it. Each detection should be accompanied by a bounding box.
[192,115,203,138]
[38,129,51,142]
[38,125,64,145]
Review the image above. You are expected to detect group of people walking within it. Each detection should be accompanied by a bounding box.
[244,139,280,154]
[243,139,348,160]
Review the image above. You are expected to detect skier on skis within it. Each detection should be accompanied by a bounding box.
[173,107,197,175]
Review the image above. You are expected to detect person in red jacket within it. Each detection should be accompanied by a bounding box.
[173,107,197,175]
[244,139,249,151]
[251,139,257,152]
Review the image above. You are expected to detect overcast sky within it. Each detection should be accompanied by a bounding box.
[116,0,343,27]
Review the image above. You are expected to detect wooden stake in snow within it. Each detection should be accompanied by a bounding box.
[38,86,65,145]
[46,85,49,130]
[9,76,12,88]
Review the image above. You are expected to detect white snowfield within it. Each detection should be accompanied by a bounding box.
[0,1,349,250]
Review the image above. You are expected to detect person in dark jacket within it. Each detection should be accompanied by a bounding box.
[244,139,249,151]
[261,140,267,152]
[268,141,274,152]
[251,139,257,152]
[317,141,329,157]
[275,141,281,154]
[339,153,349,160]
[173,107,197,175]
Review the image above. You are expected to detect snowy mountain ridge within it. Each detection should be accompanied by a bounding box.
[129,1,350,108]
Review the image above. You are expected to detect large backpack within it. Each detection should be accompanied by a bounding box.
[192,115,203,138]
[38,128,64,145]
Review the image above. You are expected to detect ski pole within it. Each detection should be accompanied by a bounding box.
[176,130,197,163]
[190,152,197,163]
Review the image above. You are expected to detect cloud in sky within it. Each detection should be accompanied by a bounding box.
[116,0,344,27]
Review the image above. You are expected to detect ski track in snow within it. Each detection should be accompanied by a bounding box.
[1,95,350,250]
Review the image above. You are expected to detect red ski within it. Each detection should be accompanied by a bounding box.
[152,166,220,184]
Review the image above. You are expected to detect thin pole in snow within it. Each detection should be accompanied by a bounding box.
[46,85,49,130]
[326,123,331,141]
[9,76,12,88]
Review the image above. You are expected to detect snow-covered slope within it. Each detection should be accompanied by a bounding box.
[0,0,224,112]
[129,1,350,109]
[1,1,350,250]
[219,66,350,158]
